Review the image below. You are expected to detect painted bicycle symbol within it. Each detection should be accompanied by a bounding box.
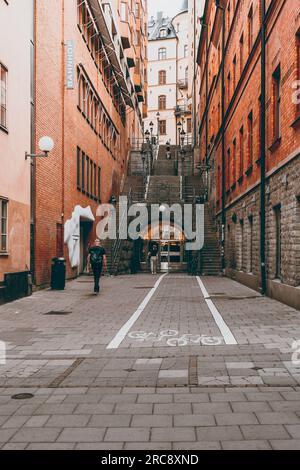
[128,330,223,347]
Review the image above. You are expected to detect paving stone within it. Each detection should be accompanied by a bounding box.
[173,441,222,450]
[285,425,300,439]
[256,412,300,425]
[104,428,150,442]
[89,415,131,427]
[11,428,62,443]
[174,394,209,403]
[58,428,106,443]
[114,404,153,415]
[270,440,300,450]
[75,443,124,450]
[131,415,172,427]
[215,413,258,426]
[26,443,75,450]
[2,415,29,429]
[151,427,196,442]
[25,416,50,427]
[231,402,272,413]
[154,404,192,415]
[1,443,28,450]
[209,392,247,402]
[196,426,243,442]
[125,442,172,450]
[193,403,232,414]
[46,415,90,428]
[174,414,215,427]
[75,404,114,415]
[221,440,272,450]
[241,425,291,440]
[137,394,173,404]
[34,404,76,415]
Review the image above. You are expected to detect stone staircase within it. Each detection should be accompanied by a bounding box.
[105,144,221,277]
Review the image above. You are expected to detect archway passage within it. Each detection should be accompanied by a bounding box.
[139,222,188,273]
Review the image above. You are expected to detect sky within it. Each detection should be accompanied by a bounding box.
[148,0,183,20]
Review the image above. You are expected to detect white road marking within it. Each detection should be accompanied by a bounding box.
[196,277,237,345]
[106,274,168,350]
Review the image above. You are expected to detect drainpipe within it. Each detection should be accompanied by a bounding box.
[215,1,226,273]
[192,0,197,172]
[260,0,267,295]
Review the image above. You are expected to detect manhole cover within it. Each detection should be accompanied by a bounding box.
[44,311,72,316]
[11,393,34,400]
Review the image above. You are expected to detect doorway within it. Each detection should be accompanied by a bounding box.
[79,221,93,274]
[160,241,183,273]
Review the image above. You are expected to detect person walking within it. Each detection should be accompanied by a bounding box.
[148,242,159,275]
[88,239,107,294]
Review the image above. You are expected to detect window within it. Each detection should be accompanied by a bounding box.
[295,30,300,117]
[158,48,167,60]
[187,118,192,134]
[158,70,166,85]
[247,111,253,168]
[248,5,253,53]
[273,65,281,141]
[77,147,81,188]
[0,199,8,253]
[0,63,7,129]
[248,216,253,273]
[77,147,101,201]
[239,126,244,178]
[158,95,166,110]
[239,33,244,75]
[232,138,237,186]
[184,45,188,58]
[226,147,231,191]
[120,2,127,22]
[274,205,281,279]
[233,55,237,90]
[160,29,167,38]
[158,120,166,135]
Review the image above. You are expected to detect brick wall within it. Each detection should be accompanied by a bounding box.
[198,0,300,292]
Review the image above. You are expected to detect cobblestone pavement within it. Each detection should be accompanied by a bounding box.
[0,274,300,450]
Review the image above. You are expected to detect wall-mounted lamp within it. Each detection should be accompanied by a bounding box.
[25,136,54,160]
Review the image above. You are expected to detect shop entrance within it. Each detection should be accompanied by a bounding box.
[160,241,182,273]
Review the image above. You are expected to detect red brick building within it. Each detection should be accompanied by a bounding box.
[197,0,300,309]
[32,0,148,287]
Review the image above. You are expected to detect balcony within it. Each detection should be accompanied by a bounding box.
[120,21,131,49]
[174,105,191,116]
[177,79,188,90]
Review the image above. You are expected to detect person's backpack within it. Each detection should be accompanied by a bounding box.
[90,248,104,265]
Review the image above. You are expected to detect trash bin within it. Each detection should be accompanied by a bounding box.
[51,258,66,290]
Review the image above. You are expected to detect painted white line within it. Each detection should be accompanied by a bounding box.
[106,274,168,350]
[196,277,237,346]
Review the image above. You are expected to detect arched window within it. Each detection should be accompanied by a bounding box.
[158,47,167,60]
[158,70,166,85]
[158,95,167,110]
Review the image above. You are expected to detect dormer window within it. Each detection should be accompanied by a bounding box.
[160,29,167,38]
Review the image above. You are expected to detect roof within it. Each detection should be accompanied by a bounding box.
[148,13,177,41]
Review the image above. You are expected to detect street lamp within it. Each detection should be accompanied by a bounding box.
[180,129,186,148]
[149,121,154,142]
[145,130,150,144]
[156,112,160,143]
[25,136,54,160]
